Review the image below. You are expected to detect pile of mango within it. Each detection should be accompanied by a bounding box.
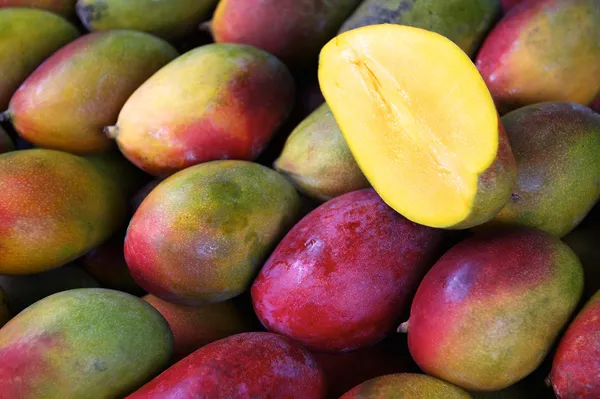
[0,0,599,398]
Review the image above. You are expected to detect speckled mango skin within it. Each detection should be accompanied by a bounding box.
[274,103,370,202]
[551,291,600,399]
[126,332,326,399]
[476,0,600,114]
[143,294,251,361]
[0,149,128,274]
[0,8,79,110]
[339,0,501,57]
[488,102,600,237]
[111,43,295,176]
[404,227,583,391]
[0,288,9,328]
[124,160,301,305]
[0,264,99,315]
[0,126,13,154]
[251,189,443,353]
[0,0,76,16]
[212,0,362,67]
[340,373,473,398]
[6,30,178,154]
[76,0,217,40]
[563,228,600,301]
[0,288,173,399]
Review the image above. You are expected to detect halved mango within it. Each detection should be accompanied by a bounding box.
[318,24,517,229]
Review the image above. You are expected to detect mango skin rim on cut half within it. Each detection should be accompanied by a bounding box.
[318,24,517,229]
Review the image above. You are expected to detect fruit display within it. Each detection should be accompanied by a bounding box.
[0,0,598,398]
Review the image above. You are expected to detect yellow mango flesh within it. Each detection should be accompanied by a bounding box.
[318,24,508,228]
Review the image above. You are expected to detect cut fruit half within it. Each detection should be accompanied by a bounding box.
[318,24,517,229]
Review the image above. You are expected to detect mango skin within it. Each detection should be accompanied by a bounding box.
[0,8,79,110]
[404,227,583,391]
[592,96,600,113]
[0,288,173,399]
[563,228,600,301]
[111,43,295,176]
[0,264,99,315]
[339,0,501,57]
[0,126,13,154]
[0,288,9,328]
[0,149,128,275]
[212,0,361,67]
[488,102,600,237]
[77,0,217,40]
[143,294,252,361]
[551,291,600,399]
[126,332,326,399]
[7,30,178,154]
[476,0,600,114]
[0,0,76,17]
[274,103,370,202]
[340,374,472,398]
[124,160,301,305]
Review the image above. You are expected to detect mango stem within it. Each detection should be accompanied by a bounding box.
[104,126,119,139]
[199,20,213,34]
[397,320,410,333]
[0,111,11,122]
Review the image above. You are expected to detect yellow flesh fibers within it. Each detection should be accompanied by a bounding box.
[318,25,499,228]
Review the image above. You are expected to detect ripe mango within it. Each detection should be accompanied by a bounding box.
[0,288,9,327]
[339,0,501,57]
[0,0,76,17]
[340,374,472,398]
[500,0,523,12]
[488,102,600,237]
[109,43,295,176]
[0,8,79,110]
[476,0,600,113]
[0,264,99,314]
[319,24,517,229]
[0,126,13,154]
[563,228,600,301]
[274,103,370,201]
[252,189,443,353]
[143,294,252,361]
[212,0,362,67]
[0,288,172,399]
[76,0,217,40]
[0,149,128,274]
[127,332,326,399]
[125,160,301,305]
[551,290,600,399]
[5,30,178,154]
[592,96,600,113]
[402,227,583,391]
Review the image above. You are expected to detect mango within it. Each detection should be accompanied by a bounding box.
[83,150,150,198]
[0,8,79,110]
[127,332,326,399]
[550,290,600,399]
[488,102,600,237]
[0,288,9,327]
[252,189,443,353]
[563,228,600,301]
[401,227,583,391]
[76,0,217,40]
[108,43,295,176]
[500,0,523,12]
[0,0,76,17]
[125,160,301,305]
[592,96,600,113]
[81,231,145,296]
[212,0,362,67]
[0,126,13,154]
[274,103,370,201]
[0,288,172,399]
[340,374,472,398]
[476,0,600,114]
[319,24,517,229]
[5,30,178,154]
[339,0,501,58]
[0,264,99,315]
[0,149,128,274]
[143,294,252,361]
